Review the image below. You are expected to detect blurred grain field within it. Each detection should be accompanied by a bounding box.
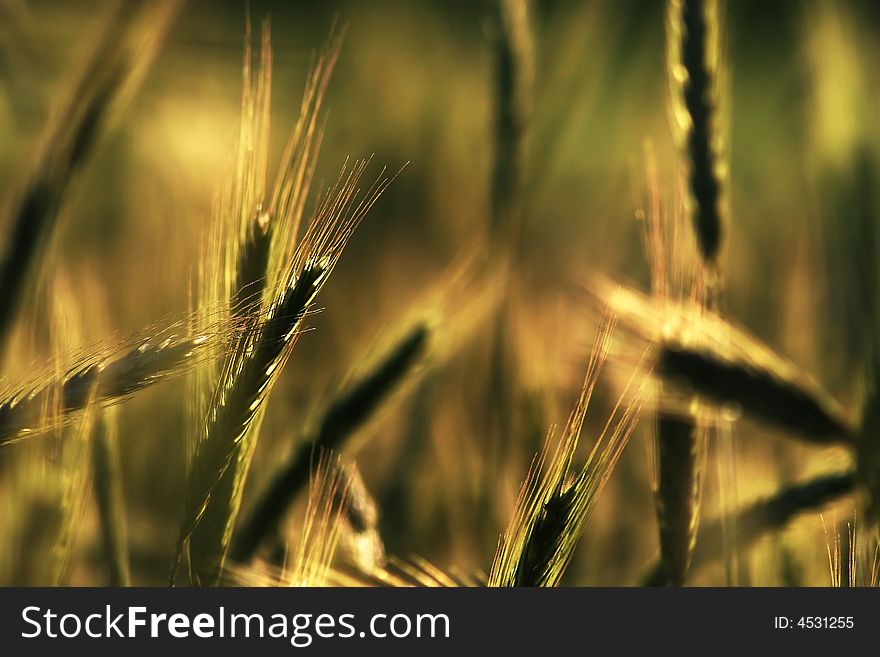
[0,0,879,587]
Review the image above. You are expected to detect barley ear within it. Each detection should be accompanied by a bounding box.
[654,414,707,585]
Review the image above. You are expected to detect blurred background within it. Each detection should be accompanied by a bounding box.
[0,0,878,586]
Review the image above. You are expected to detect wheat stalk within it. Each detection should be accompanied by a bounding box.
[655,0,726,586]
[490,0,533,240]
[640,147,708,587]
[90,407,130,586]
[230,322,428,564]
[485,0,535,557]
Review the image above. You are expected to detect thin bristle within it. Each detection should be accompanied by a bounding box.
[328,555,479,588]
[265,26,345,294]
[224,448,351,587]
[284,449,351,587]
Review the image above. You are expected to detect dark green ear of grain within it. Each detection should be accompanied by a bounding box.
[512,479,580,587]
[655,414,703,585]
[0,1,179,356]
[677,0,723,266]
[644,470,856,586]
[232,208,273,318]
[657,343,853,445]
[651,0,724,589]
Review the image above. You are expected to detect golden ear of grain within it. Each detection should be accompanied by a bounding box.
[177,155,396,586]
[0,320,222,448]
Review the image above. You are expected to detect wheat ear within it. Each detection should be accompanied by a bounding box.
[0,326,217,447]
[175,161,393,586]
